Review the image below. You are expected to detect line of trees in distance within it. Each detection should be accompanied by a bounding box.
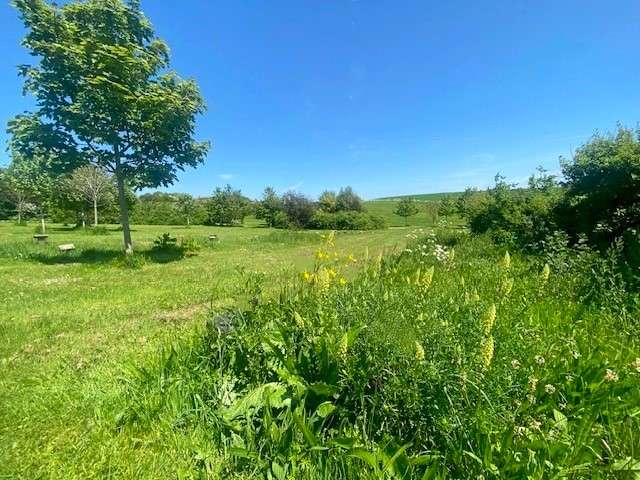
[0,168,387,231]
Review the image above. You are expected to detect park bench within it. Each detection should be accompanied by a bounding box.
[58,244,76,253]
[208,234,219,242]
[33,234,49,243]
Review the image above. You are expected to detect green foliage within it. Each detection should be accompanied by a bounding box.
[318,190,338,213]
[153,232,178,249]
[281,191,316,228]
[174,194,197,226]
[114,231,639,478]
[255,187,284,227]
[206,185,251,226]
[335,186,365,212]
[5,155,56,224]
[0,168,16,220]
[9,0,209,251]
[461,127,640,254]
[461,171,561,249]
[558,126,640,242]
[310,211,386,230]
[394,198,419,225]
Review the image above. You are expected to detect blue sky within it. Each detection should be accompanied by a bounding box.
[1,1,639,199]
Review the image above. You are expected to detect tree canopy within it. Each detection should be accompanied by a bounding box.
[394,197,419,225]
[8,0,210,251]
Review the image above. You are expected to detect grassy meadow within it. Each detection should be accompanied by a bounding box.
[364,200,450,228]
[0,221,411,478]
[1,218,638,479]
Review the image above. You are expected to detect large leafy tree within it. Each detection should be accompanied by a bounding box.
[8,0,210,252]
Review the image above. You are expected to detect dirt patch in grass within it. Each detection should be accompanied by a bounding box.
[153,303,208,323]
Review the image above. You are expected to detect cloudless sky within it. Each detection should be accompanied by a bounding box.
[1,1,639,199]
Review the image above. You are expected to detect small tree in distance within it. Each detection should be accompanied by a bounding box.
[394,197,419,226]
[318,190,338,213]
[256,187,283,227]
[336,186,364,212]
[206,185,250,226]
[175,194,197,227]
[6,155,54,231]
[67,166,114,227]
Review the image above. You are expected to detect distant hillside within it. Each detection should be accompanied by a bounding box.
[372,191,462,202]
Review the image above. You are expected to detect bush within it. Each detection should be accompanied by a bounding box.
[152,232,177,249]
[310,211,386,230]
[558,127,640,243]
[87,226,109,235]
[272,211,290,229]
[281,191,316,228]
[465,172,561,249]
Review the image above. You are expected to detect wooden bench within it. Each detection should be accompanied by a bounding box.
[208,234,219,242]
[33,234,49,243]
[58,244,76,253]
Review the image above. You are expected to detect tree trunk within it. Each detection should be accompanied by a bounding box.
[17,209,21,224]
[93,197,99,227]
[187,216,190,227]
[41,215,46,234]
[115,166,133,254]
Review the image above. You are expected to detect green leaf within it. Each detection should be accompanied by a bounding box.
[315,401,336,418]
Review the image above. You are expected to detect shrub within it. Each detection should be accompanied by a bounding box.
[558,126,640,243]
[87,226,109,235]
[272,211,290,229]
[281,191,316,228]
[153,232,177,249]
[310,211,386,230]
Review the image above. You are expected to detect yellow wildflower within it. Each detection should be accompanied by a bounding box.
[316,268,331,290]
[421,266,434,288]
[501,277,514,297]
[480,336,494,370]
[502,251,511,270]
[293,311,305,328]
[338,277,347,286]
[338,333,348,359]
[415,341,425,362]
[482,303,497,334]
[541,263,551,283]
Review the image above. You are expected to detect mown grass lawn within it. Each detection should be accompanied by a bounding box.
[0,222,410,478]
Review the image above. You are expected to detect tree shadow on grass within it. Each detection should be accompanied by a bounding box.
[30,247,187,266]
[30,248,123,265]
[142,247,186,264]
